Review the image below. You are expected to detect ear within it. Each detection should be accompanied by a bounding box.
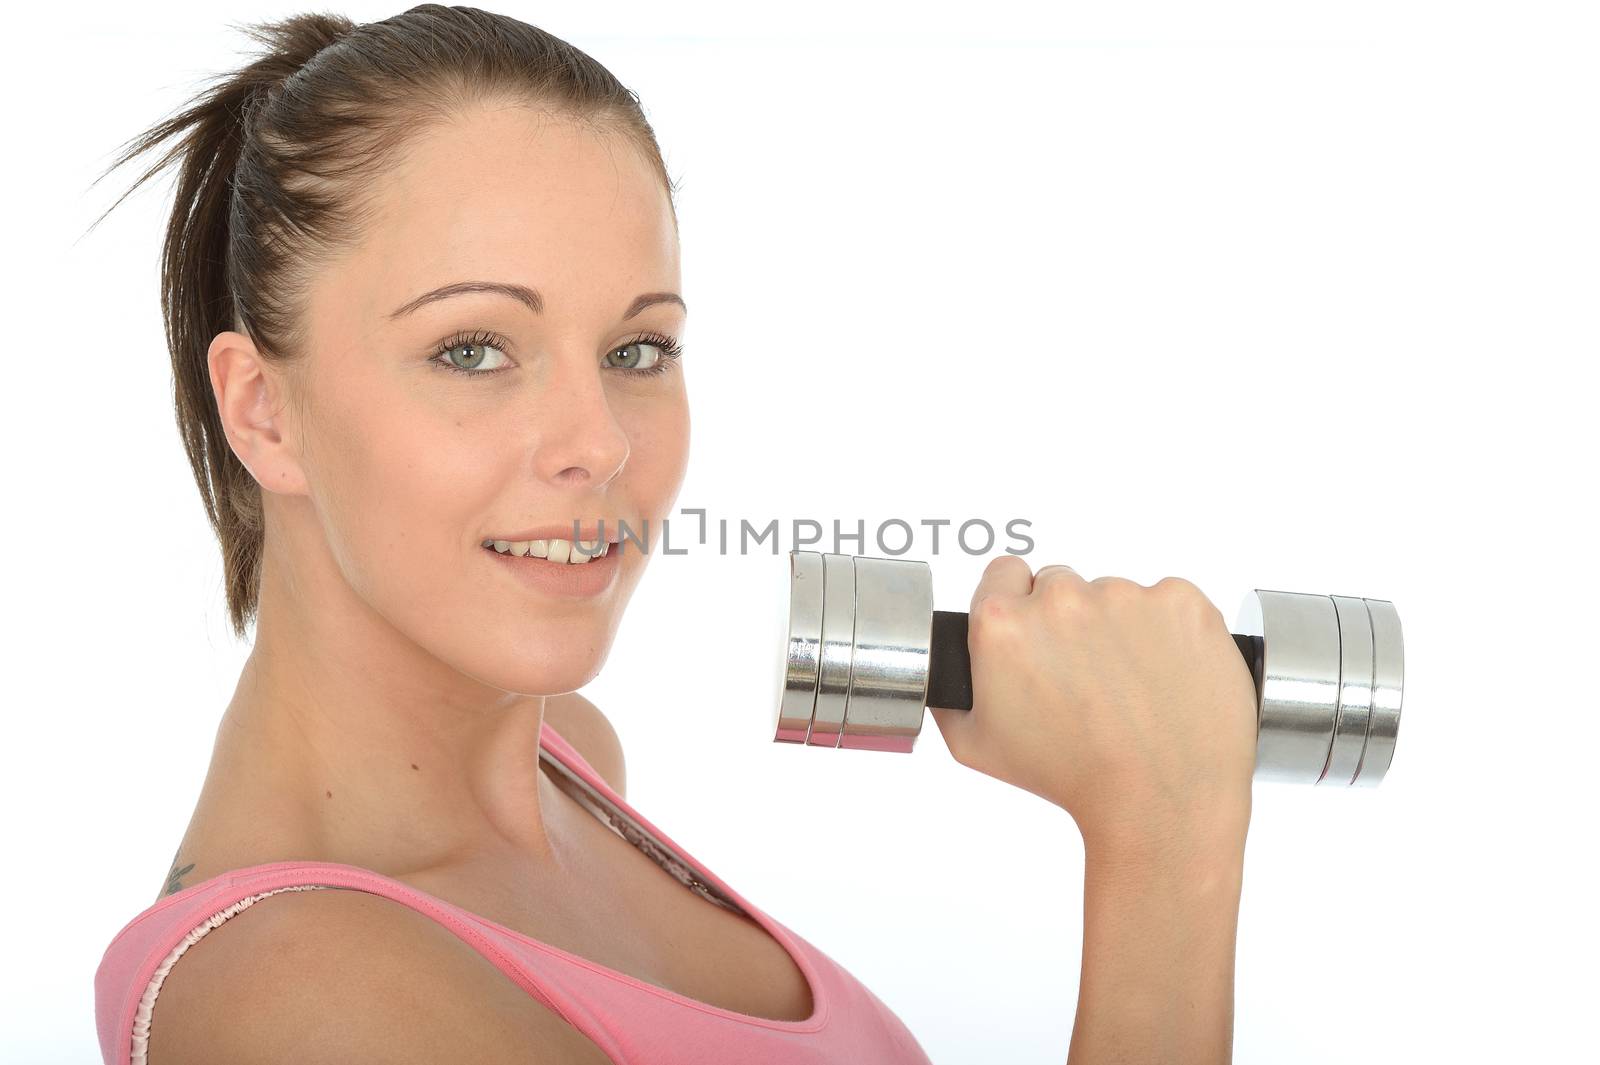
[207,330,309,496]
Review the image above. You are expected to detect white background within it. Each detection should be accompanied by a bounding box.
[3,2,1596,1061]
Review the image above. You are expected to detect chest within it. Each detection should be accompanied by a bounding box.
[414,768,816,1025]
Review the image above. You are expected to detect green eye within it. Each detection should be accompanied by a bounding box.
[431,329,513,376]
[607,332,685,378]
[606,341,659,370]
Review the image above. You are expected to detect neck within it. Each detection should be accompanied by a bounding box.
[198,539,565,880]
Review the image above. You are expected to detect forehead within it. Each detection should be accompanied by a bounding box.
[337,104,679,323]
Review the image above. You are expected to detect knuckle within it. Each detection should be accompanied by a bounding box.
[1154,575,1201,601]
[1155,576,1224,625]
[1038,575,1085,612]
[1089,575,1141,599]
[988,554,1031,577]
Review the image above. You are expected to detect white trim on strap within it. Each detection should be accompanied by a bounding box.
[129,884,329,1065]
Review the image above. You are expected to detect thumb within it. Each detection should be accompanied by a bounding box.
[930,553,1034,765]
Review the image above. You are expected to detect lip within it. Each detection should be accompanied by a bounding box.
[482,522,627,545]
[483,540,622,598]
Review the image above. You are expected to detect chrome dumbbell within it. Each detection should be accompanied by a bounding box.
[773,550,1404,786]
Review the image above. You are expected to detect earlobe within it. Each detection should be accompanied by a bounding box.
[207,330,309,495]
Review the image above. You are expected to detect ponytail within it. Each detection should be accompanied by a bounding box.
[86,14,355,638]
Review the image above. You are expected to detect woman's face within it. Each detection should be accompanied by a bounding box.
[280,103,689,696]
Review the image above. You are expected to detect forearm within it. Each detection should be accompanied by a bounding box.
[1067,816,1250,1065]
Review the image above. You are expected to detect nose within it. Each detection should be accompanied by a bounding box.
[531,358,631,489]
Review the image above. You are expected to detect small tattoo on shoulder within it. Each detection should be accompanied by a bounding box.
[165,847,196,896]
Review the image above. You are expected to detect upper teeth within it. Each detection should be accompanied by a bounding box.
[484,537,609,563]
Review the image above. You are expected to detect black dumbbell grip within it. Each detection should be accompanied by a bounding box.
[925,609,1264,712]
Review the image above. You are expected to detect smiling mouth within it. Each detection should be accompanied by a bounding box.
[481,537,612,564]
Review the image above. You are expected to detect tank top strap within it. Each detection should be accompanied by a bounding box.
[96,857,630,1065]
[537,719,596,776]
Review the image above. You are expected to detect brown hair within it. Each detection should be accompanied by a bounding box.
[86,5,680,639]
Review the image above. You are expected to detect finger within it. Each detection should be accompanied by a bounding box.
[1030,563,1088,602]
[970,553,1034,615]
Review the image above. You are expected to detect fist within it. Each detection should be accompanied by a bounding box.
[927,555,1258,854]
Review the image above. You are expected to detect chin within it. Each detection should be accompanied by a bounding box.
[450,656,604,699]
[463,629,617,698]
[410,572,632,695]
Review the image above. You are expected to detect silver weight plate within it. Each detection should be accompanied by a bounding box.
[774,550,824,744]
[838,554,933,753]
[1353,597,1403,786]
[1237,590,1342,783]
[808,552,858,747]
[1324,595,1376,785]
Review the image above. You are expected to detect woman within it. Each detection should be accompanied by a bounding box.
[91,7,1259,1063]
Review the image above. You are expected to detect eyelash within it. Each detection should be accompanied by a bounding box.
[429,329,684,379]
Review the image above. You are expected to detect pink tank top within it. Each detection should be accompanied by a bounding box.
[93,723,932,1064]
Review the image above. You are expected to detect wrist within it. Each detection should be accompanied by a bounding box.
[1071,805,1247,1065]
[1078,797,1252,880]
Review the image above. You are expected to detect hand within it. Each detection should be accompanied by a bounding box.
[928,555,1258,857]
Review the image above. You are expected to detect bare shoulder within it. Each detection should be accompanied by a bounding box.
[544,691,626,799]
[145,884,613,1065]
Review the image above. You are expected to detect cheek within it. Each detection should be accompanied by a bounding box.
[621,396,690,512]
[310,383,490,587]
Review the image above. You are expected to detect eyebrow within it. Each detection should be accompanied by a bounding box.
[387,280,686,322]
